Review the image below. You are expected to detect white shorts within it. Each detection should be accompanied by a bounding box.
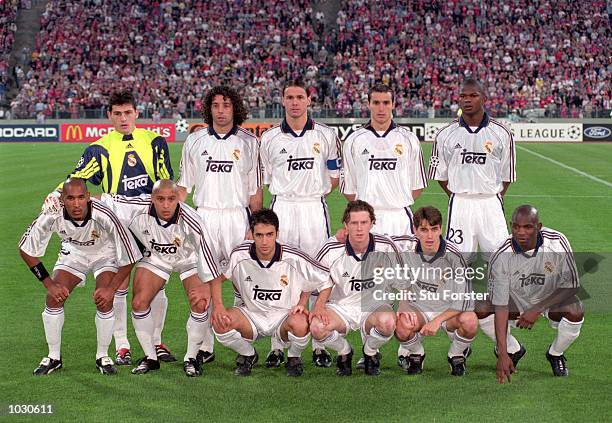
[326,303,375,337]
[54,248,118,286]
[270,196,330,256]
[197,206,249,273]
[136,255,198,282]
[373,207,414,236]
[446,193,508,262]
[235,306,288,340]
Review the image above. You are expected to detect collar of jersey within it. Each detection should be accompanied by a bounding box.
[345,234,375,262]
[459,112,490,134]
[511,232,544,257]
[364,120,397,138]
[208,125,238,140]
[122,133,134,141]
[249,242,282,268]
[148,204,180,227]
[64,201,93,227]
[281,117,314,137]
[415,236,446,263]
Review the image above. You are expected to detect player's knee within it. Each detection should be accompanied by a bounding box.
[189,301,206,314]
[376,313,396,336]
[309,319,328,340]
[562,303,584,322]
[212,319,229,335]
[287,314,309,337]
[474,300,493,319]
[131,296,150,313]
[394,323,414,342]
[96,303,113,313]
[45,294,66,309]
[459,312,478,335]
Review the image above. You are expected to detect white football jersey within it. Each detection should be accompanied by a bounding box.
[428,114,516,195]
[315,234,402,310]
[341,122,427,208]
[99,193,150,225]
[488,228,579,313]
[260,118,341,198]
[129,202,221,282]
[392,235,473,313]
[177,126,262,208]
[19,199,141,266]
[225,241,332,314]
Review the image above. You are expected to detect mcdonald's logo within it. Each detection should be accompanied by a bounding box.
[64,125,83,141]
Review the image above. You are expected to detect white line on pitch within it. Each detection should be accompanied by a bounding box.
[420,192,610,198]
[517,145,612,189]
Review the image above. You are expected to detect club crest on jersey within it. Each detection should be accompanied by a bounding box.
[173,237,182,247]
[368,155,397,170]
[287,155,315,171]
[460,149,487,165]
[484,140,494,154]
[233,149,241,161]
[91,230,100,239]
[544,261,554,274]
[253,285,282,301]
[127,153,137,167]
[280,274,289,286]
[394,144,403,156]
[312,143,320,155]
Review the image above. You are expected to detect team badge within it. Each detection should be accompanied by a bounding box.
[127,153,137,167]
[280,275,289,287]
[312,143,320,154]
[91,230,99,239]
[484,140,494,154]
[233,149,241,161]
[173,237,182,247]
[544,261,554,274]
[394,144,403,156]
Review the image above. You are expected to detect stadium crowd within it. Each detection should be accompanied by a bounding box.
[0,0,19,104]
[6,0,612,118]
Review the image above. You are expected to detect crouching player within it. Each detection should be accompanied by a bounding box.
[210,209,331,377]
[19,178,142,375]
[126,180,222,376]
[485,205,583,383]
[393,206,478,376]
[310,200,400,376]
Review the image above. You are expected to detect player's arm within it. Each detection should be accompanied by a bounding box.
[177,134,195,202]
[19,249,69,303]
[246,137,264,212]
[152,136,174,180]
[408,133,428,201]
[327,131,342,194]
[420,309,460,336]
[428,130,451,196]
[499,128,516,197]
[437,180,452,197]
[340,137,357,201]
[310,286,332,325]
[494,304,515,383]
[249,188,263,213]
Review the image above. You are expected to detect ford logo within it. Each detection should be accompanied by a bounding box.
[584,126,611,139]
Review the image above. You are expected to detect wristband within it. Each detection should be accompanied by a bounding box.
[30,262,50,282]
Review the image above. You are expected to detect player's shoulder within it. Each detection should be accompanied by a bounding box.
[230,241,253,258]
[134,128,166,142]
[185,127,210,144]
[313,121,337,137]
[90,198,122,223]
[391,234,418,251]
[434,119,461,140]
[260,124,282,141]
[345,124,370,142]
[488,118,513,139]
[178,203,202,225]
[282,244,329,270]
[235,126,259,142]
[540,227,573,251]
[373,233,401,251]
[315,237,346,260]
[444,240,468,264]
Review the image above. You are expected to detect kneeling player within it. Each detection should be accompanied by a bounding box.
[393,206,478,376]
[19,178,141,375]
[127,180,222,376]
[211,209,331,377]
[486,205,583,383]
[310,201,399,376]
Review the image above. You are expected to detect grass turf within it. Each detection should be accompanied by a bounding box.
[0,142,611,421]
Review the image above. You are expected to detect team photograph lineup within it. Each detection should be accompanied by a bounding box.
[17,80,588,384]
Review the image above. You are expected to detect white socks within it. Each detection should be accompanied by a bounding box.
[131,307,156,360]
[287,332,311,358]
[549,318,583,356]
[320,330,351,355]
[42,306,64,360]
[478,314,521,354]
[398,333,424,356]
[151,288,168,346]
[113,289,130,350]
[185,311,208,361]
[448,330,474,358]
[95,308,115,360]
[364,327,392,356]
[214,329,255,356]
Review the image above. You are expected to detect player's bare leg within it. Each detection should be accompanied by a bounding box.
[212,308,257,376]
[181,275,210,377]
[395,308,426,374]
[113,275,131,365]
[34,270,80,376]
[93,271,119,375]
[130,268,165,374]
[310,308,352,376]
[545,300,584,376]
[445,311,478,376]
[475,299,526,366]
[362,306,396,376]
[278,312,310,376]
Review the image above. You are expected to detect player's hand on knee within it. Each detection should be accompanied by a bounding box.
[516,309,539,329]
[398,311,418,330]
[309,305,328,325]
[290,304,308,316]
[496,355,515,384]
[42,191,63,216]
[93,286,114,309]
[420,320,440,337]
[47,281,69,303]
[188,284,211,311]
[211,306,231,331]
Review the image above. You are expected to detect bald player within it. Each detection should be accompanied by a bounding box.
[19,178,142,375]
[126,180,222,376]
[428,78,516,263]
[479,205,583,382]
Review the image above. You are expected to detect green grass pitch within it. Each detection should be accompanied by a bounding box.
[0,142,611,421]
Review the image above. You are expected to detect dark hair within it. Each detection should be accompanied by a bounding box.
[62,177,88,192]
[249,209,279,232]
[461,78,487,97]
[282,78,310,97]
[413,206,443,229]
[342,200,376,224]
[368,83,394,102]
[108,90,136,111]
[202,85,248,126]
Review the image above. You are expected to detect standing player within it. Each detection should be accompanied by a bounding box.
[427,78,516,264]
[42,91,175,366]
[484,205,583,382]
[393,206,478,376]
[19,178,142,375]
[341,84,427,236]
[210,209,331,377]
[127,180,222,376]
[310,201,400,376]
[260,79,341,368]
[177,85,262,365]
